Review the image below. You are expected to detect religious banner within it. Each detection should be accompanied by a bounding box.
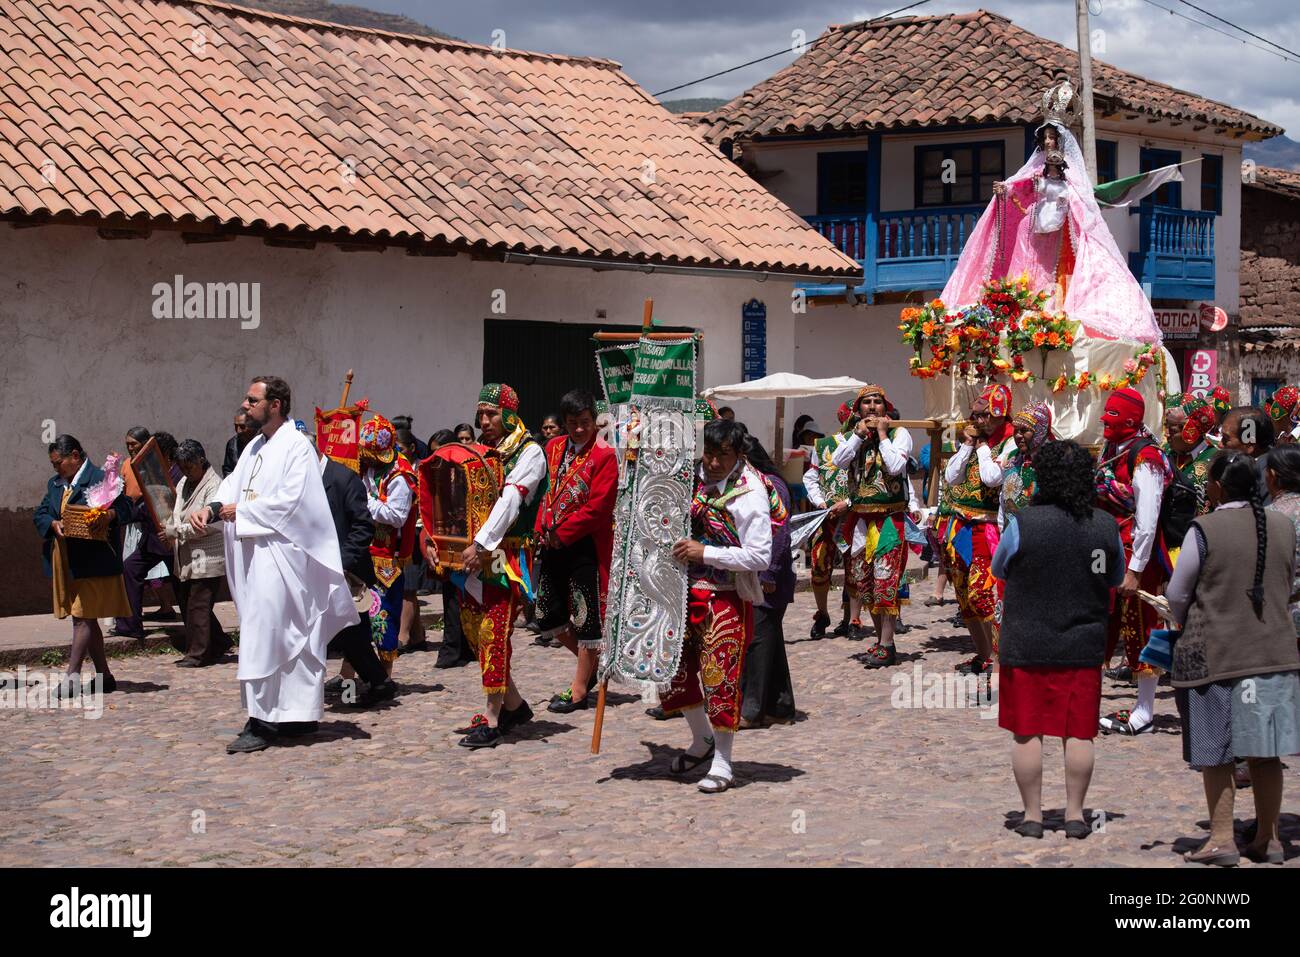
[631,337,696,407]
[314,397,369,473]
[601,335,697,687]
[596,345,636,405]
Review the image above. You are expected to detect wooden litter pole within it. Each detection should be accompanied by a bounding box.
[775,396,786,467]
[339,368,354,408]
[590,680,609,754]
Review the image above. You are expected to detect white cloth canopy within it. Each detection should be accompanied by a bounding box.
[701,373,866,401]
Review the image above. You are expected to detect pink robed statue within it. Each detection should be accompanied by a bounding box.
[941,80,1160,343]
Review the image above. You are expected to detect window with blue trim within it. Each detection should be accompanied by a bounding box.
[1096,139,1118,185]
[1140,147,1182,208]
[1201,154,1223,214]
[817,151,869,216]
[914,141,1004,208]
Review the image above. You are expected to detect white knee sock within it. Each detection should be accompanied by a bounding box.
[683,705,713,756]
[1130,676,1157,728]
[709,730,735,781]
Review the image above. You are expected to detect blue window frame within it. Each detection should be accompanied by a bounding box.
[817,151,869,216]
[1140,147,1182,208]
[1253,378,1281,409]
[1096,139,1118,185]
[914,141,1005,208]
[1201,154,1223,214]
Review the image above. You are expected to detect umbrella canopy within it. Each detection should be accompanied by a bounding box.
[701,373,866,401]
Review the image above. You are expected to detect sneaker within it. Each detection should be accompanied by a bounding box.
[459,724,503,749]
[864,644,897,669]
[809,610,831,639]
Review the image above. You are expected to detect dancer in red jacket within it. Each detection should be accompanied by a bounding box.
[536,389,619,713]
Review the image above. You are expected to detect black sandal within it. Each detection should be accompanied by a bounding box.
[670,744,714,775]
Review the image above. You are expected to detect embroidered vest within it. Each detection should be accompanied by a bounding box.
[944,438,1008,521]
[500,439,545,544]
[1001,450,1038,520]
[689,472,748,590]
[1171,443,1215,516]
[814,434,850,505]
[538,437,597,534]
[848,427,907,513]
[369,453,418,587]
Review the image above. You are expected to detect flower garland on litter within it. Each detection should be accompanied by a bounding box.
[900,277,1155,393]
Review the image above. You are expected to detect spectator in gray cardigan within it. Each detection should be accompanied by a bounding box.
[166,440,231,667]
[992,441,1124,840]
[1167,450,1299,866]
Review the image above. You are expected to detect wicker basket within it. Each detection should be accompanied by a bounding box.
[62,504,111,541]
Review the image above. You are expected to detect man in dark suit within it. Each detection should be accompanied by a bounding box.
[222,410,257,478]
[319,450,398,707]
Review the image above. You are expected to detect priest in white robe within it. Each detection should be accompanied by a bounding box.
[192,376,357,753]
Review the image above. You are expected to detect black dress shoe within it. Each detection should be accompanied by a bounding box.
[547,692,589,714]
[176,657,204,668]
[398,641,430,656]
[458,725,503,749]
[810,610,831,639]
[1014,820,1044,839]
[1064,820,1091,840]
[90,672,117,694]
[324,676,348,695]
[276,721,319,736]
[227,719,275,754]
[830,620,851,638]
[357,679,398,707]
[644,705,683,721]
[499,700,534,732]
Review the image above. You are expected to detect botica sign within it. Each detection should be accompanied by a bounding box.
[1155,302,1229,341]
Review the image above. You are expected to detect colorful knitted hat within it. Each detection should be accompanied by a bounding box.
[1012,401,1053,453]
[836,402,852,425]
[977,382,1013,419]
[1179,396,1216,446]
[1266,386,1300,426]
[477,383,520,413]
[1210,385,1232,418]
[359,414,397,465]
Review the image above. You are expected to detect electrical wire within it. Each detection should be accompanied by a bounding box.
[652,0,931,98]
[1136,0,1300,65]
[1174,0,1300,60]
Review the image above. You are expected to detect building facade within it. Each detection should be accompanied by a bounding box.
[0,0,858,615]
[700,10,1280,431]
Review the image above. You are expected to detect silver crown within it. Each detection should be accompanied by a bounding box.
[1040,78,1080,127]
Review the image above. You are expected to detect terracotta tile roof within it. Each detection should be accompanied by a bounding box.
[1247,165,1300,201]
[0,0,860,278]
[702,10,1282,144]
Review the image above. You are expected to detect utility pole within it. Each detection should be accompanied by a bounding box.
[1076,0,1098,183]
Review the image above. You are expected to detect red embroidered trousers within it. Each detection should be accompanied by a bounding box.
[459,582,517,695]
[660,584,753,732]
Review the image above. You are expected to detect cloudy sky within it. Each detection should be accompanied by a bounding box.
[360,0,1299,135]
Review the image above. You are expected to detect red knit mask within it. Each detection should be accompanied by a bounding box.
[1102,388,1145,444]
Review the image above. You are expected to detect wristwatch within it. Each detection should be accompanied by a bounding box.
[208,502,222,523]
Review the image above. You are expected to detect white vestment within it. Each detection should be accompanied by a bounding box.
[215,423,357,721]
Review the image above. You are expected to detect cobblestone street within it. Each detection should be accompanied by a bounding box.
[3,590,1296,868]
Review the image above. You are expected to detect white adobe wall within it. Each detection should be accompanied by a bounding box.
[0,225,803,512]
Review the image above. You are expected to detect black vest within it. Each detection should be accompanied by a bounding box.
[998,505,1123,668]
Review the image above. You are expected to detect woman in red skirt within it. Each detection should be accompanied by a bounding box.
[991,441,1126,840]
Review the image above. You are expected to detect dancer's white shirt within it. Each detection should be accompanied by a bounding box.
[831,429,913,554]
[215,423,357,686]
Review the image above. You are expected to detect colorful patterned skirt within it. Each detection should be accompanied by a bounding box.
[837,510,908,615]
[936,513,1001,624]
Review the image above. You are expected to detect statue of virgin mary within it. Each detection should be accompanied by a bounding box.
[941,79,1161,343]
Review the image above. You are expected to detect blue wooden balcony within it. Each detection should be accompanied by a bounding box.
[804,205,983,299]
[1128,205,1215,301]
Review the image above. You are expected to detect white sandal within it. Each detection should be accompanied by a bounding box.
[698,773,733,794]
